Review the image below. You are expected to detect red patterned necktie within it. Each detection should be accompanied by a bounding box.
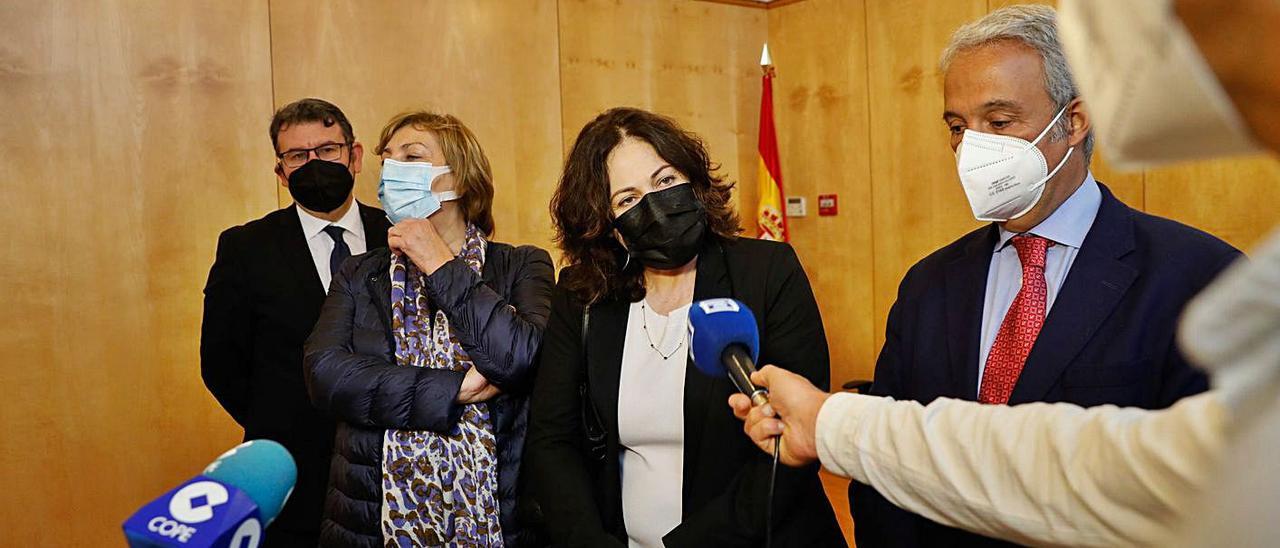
[978,235,1054,404]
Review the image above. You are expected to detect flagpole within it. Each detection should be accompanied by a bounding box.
[756,43,789,242]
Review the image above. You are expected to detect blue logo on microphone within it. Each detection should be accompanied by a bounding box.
[169,481,231,524]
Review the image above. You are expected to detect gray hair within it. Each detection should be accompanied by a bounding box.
[940,4,1094,163]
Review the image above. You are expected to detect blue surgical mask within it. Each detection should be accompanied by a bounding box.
[377,158,458,224]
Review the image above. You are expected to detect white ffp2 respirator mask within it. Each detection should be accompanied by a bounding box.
[955,106,1074,222]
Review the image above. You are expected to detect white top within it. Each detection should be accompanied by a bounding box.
[617,300,689,548]
[295,203,367,291]
[978,174,1101,388]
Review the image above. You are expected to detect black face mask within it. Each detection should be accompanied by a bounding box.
[614,184,708,270]
[287,159,354,213]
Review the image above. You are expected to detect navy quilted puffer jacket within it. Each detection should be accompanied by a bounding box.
[304,243,554,547]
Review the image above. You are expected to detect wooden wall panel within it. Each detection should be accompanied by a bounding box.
[866,0,988,349]
[1080,153,1145,208]
[557,0,767,232]
[767,0,875,396]
[987,0,1051,6]
[0,1,274,544]
[768,0,872,541]
[1146,156,1280,251]
[269,0,565,253]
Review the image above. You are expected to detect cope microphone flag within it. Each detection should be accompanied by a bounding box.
[688,298,769,405]
[122,439,297,548]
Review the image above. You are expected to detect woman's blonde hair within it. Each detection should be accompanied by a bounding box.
[374,111,496,235]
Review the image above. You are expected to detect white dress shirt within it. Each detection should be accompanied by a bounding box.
[617,301,689,548]
[295,203,367,291]
[978,173,1101,390]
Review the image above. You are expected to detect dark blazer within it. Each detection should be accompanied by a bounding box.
[850,184,1242,547]
[200,202,391,544]
[304,243,554,548]
[526,237,846,548]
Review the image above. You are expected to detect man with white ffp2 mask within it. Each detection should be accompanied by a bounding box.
[729,1,1280,547]
[845,6,1241,546]
[955,104,1074,222]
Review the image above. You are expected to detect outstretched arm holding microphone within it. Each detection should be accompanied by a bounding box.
[729,368,1227,548]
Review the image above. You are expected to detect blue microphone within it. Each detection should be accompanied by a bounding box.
[689,298,769,406]
[122,439,297,548]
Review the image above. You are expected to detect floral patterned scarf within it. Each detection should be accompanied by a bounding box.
[382,224,503,547]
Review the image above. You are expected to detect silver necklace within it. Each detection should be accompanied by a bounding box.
[640,301,686,360]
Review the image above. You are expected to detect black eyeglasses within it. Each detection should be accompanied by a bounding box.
[277,142,349,169]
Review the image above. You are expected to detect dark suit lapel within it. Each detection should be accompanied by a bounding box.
[357,202,390,250]
[945,226,998,400]
[587,299,629,442]
[683,240,734,503]
[1009,185,1139,404]
[277,205,327,301]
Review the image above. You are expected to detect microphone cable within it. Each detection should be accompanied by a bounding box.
[767,434,780,548]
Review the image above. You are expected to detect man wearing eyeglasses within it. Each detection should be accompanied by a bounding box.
[200,98,391,546]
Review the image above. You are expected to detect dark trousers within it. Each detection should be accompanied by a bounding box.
[248,433,330,548]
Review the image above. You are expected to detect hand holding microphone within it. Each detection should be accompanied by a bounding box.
[689,298,829,467]
[728,366,830,468]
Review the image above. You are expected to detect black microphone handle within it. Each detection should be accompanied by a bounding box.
[722,344,769,406]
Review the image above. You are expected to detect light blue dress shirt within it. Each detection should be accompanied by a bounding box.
[976,173,1103,391]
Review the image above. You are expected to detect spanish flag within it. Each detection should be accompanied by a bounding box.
[757,44,788,242]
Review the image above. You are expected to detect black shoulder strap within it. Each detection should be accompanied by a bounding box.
[579,303,607,462]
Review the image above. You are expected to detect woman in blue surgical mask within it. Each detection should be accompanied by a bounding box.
[304,111,554,547]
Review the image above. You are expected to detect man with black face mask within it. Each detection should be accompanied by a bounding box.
[200,98,392,547]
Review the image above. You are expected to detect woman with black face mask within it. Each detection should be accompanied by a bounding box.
[525,107,845,548]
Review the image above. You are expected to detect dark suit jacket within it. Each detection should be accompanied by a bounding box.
[200,202,391,540]
[850,184,1242,547]
[526,237,846,548]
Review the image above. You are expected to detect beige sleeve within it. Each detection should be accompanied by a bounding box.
[816,391,1226,548]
